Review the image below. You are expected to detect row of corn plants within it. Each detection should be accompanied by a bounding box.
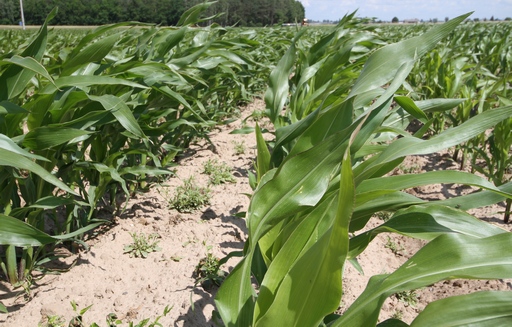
[0,2,287,306]
[216,14,512,326]
[403,21,512,220]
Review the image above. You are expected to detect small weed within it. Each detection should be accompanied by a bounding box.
[391,309,404,320]
[194,251,226,289]
[170,255,182,262]
[202,159,236,185]
[375,211,392,222]
[399,163,421,174]
[128,305,172,327]
[232,140,246,155]
[39,314,66,327]
[69,300,94,326]
[182,238,198,248]
[38,302,171,327]
[170,177,211,212]
[124,232,162,258]
[385,236,405,255]
[395,290,419,307]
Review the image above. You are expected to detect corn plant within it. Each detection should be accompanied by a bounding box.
[216,14,512,326]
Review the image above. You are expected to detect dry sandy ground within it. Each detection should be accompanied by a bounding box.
[1,99,510,326]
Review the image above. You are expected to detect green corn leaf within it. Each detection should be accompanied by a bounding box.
[40,76,148,94]
[0,214,102,247]
[88,94,146,140]
[254,150,354,326]
[0,214,56,246]
[168,40,213,68]
[156,86,207,123]
[264,30,304,124]
[0,134,47,161]
[410,291,512,326]
[434,181,512,211]
[23,127,93,150]
[253,196,338,320]
[333,233,512,326]
[349,205,507,259]
[118,166,174,177]
[255,124,270,183]
[358,105,512,183]
[215,254,256,327]
[62,32,123,75]
[0,101,29,115]
[394,96,428,122]
[72,22,149,57]
[0,7,55,100]
[0,55,57,88]
[177,1,216,26]
[0,301,6,313]
[5,245,18,284]
[155,27,187,57]
[0,148,77,195]
[357,170,511,198]
[348,13,472,98]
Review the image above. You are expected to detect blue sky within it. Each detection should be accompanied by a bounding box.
[298,0,512,22]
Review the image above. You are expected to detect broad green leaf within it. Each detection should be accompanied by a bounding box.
[88,94,146,140]
[40,76,147,94]
[0,8,55,100]
[156,86,207,123]
[358,105,512,183]
[0,101,29,115]
[348,13,472,98]
[1,55,57,88]
[168,40,213,68]
[377,319,409,327]
[254,195,338,321]
[0,301,6,313]
[0,214,102,247]
[435,181,512,210]
[394,96,428,121]
[333,233,512,326]
[349,205,507,258]
[264,31,304,124]
[177,1,216,26]
[23,127,92,150]
[0,148,77,195]
[62,32,123,75]
[357,170,511,198]
[254,151,354,326]
[0,134,47,161]
[215,254,256,327]
[155,27,187,57]
[255,124,270,183]
[410,291,512,326]
[0,214,55,246]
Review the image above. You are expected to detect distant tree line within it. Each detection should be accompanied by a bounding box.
[0,0,305,26]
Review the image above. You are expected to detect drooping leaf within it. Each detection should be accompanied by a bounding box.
[334,233,512,326]
[410,291,512,326]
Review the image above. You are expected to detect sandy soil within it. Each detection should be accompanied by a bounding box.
[1,98,510,326]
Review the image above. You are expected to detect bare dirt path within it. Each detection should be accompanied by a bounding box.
[1,98,510,326]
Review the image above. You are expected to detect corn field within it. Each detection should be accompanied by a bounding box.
[1,4,512,325]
